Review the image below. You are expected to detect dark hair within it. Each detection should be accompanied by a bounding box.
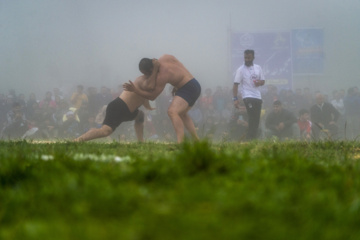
[139,58,153,74]
[273,100,281,106]
[298,108,309,116]
[244,49,255,56]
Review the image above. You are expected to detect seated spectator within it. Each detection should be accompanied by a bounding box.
[39,91,57,114]
[0,102,28,139]
[310,93,340,140]
[59,110,80,138]
[297,109,312,141]
[265,100,299,140]
[38,111,58,139]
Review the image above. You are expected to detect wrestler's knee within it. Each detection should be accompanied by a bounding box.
[135,110,144,124]
[167,108,176,118]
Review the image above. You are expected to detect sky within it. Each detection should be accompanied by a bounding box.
[1,0,360,98]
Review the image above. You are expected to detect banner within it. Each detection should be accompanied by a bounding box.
[231,31,292,89]
[291,28,324,74]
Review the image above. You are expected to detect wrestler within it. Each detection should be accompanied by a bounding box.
[74,75,154,142]
[123,54,201,143]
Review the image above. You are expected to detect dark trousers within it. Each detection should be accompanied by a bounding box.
[243,98,262,140]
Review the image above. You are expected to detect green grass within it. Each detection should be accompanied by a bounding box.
[1,140,360,240]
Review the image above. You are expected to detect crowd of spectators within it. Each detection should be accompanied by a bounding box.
[1,84,360,141]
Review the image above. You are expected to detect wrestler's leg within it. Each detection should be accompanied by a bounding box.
[134,110,144,142]
[168,96,189,143]
[74,125,113,142]
[180,107,199,141]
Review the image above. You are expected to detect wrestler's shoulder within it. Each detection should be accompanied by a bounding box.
[160,54,176,61]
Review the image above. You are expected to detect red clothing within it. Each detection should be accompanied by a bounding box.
[298,119,312,134]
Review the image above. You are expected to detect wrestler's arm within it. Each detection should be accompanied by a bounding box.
[123,80,165,101]
[142,59,160,91]
[143,99,155,110]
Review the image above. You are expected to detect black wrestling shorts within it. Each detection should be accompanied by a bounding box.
[175,78,201,107]
[103,97,139,131]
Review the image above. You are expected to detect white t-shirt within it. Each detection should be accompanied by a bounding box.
[234,64,265,100]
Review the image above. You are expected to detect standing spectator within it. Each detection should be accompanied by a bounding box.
[310,93,340,140]
[70,85,88,110]
[265,100,298,140]
[233,49,265,140]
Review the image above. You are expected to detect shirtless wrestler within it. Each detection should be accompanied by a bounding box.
[74,75,154,142]
[123,54,201,143]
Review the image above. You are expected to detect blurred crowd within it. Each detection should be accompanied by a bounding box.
[1,84,360,141]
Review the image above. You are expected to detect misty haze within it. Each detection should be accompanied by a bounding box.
[1,0,359,141]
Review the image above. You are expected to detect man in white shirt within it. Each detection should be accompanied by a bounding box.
[233,49,265,140]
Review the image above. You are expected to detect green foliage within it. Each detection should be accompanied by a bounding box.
[0,140,360,239]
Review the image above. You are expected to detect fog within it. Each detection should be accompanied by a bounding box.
[1,0,360,97]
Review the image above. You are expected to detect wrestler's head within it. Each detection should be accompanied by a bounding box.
[139,58,153,77]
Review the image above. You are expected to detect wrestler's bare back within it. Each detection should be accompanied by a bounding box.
[120,76,151,112]
[156,55,194,89]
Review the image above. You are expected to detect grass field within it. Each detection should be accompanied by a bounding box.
[1,140,360,240]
